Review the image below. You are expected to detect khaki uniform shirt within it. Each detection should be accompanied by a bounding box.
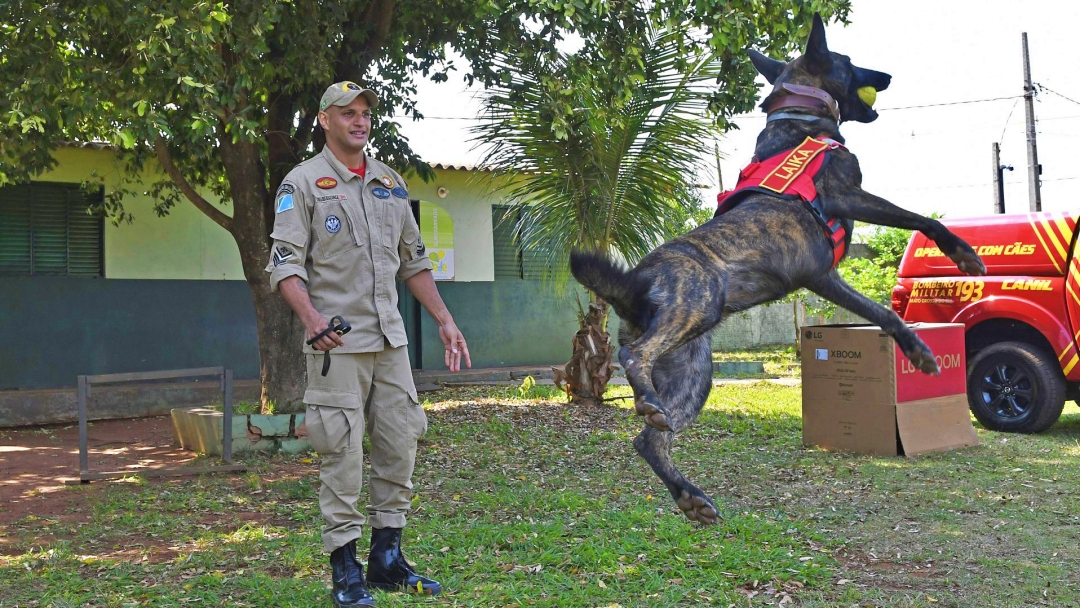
[265,147,430,354]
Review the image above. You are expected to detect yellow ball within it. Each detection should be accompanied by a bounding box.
[858,86,877,107]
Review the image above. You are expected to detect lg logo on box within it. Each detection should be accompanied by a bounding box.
[804,330,822,340]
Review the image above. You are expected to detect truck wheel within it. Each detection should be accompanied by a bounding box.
[967,341,1066,433]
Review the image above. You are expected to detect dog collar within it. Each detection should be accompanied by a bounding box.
[766,112,827,124]
[764,83,840,122]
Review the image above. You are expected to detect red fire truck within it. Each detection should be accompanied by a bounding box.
[893,211,1079,433]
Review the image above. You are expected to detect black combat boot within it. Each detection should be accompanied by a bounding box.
[366,527,442,595]
[329,540,375,607]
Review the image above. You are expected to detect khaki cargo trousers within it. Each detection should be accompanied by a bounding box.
[303,344,427,553]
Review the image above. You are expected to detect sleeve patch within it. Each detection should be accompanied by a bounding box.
[272,245,296,266]
[275,193,294,213]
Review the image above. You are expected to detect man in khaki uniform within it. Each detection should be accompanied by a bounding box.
[267,81,471,608]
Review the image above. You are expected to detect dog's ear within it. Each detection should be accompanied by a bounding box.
[749,49,785,84]
[803,13,833,75]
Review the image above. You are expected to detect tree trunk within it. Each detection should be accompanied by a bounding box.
[221,136,308,414]
[554,300,614,407]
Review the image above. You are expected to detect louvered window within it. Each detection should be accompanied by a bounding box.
[0,182,104,277]
[492,205,522,280]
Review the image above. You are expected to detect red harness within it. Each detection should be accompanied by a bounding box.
[715,136,851,269]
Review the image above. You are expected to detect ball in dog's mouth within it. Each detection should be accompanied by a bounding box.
[858,86,877,107]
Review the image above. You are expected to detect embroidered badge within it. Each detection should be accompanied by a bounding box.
[275,193,294,214]
[272,245,295,266]
[372,187,391,199]
[391,186,409,199]
[415,235,426,257]
[345,82,361,91]
[759,136,831,193]
[276,182,295,197]
[316,177,338,189]
[325,215,342,233]
[380,175,394,189]
[314,194,346,203]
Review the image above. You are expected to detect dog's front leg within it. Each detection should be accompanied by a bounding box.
[822,185,986,276]
[807,271,940,375]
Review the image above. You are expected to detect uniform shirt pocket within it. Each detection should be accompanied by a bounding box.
[312,197,362,260]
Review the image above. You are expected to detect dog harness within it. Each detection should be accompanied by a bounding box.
[715,135,852,269]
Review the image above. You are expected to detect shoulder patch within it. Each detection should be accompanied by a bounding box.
[316,177,338,189]
[275,193,294,214]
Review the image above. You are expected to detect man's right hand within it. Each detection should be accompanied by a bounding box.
[304,314,346,351]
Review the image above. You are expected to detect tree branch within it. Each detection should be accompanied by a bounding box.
[154,137,234,234]
[336,0,397,83]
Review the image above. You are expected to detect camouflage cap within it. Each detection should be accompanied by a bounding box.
[319,81,379,112]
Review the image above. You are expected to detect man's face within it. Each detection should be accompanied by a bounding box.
[318,96,371,156]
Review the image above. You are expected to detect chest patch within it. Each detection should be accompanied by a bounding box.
[391,187,409,199]
[316,177,338,189]
[325,215,342,234]
[372,187,391,199]
[379,175,395,189]
[315,194,346,203]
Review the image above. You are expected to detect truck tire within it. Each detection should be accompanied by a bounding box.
[967,341,1066,433]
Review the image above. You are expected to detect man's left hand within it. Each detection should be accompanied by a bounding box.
[438,320,471,372]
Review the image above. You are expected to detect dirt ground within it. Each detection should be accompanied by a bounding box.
[0,416,198,528]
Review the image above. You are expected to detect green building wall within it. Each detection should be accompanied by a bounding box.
[3,147,579,389]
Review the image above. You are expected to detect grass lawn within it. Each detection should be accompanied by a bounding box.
[3,383,1080,607]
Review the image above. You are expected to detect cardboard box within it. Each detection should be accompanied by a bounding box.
[800,323,978,456]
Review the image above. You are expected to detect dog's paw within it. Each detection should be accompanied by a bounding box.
[635,399,672,431]
[677,490,720,525]
[906,345,940,375]
[945,242,986,276]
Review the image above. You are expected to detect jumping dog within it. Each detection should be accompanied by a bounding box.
[570,14,986,525]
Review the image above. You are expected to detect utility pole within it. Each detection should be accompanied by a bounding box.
[991,142,1013,214]
[1022,32,1042,212]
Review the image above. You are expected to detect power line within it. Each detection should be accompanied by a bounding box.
[1038,84,1080,107]
[878,95,1022,111]
[999,98,1020,146]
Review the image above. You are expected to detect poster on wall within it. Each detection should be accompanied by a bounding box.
[419,200,455,280]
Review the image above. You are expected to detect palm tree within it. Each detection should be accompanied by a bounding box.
[473,23,723,406]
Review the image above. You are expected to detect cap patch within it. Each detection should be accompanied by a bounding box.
[325,215,342,234]
[372,187,391,199]
[345,82,361,91]
[379,175,394,188]
[391,186,409,199]
[275,193,294,214]
[316,177,338,189]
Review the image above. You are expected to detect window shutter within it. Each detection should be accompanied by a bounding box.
[0,183,103,277]
[491,205,522,280]
[0,191,31,275]
[67,188,104,276]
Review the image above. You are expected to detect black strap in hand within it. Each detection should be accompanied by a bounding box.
[306,316,351,376]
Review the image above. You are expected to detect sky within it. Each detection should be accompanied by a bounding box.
[396,0,1080,220]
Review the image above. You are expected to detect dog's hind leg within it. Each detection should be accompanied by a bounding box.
[620,301,723,432]
[807,271,939,374]
[633,334,719,524]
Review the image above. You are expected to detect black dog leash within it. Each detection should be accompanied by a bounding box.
[305,316,352,376]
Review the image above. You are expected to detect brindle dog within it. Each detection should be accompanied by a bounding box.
[570,14,986,525]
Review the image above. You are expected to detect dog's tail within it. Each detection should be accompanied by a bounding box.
[569,250,649,327]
